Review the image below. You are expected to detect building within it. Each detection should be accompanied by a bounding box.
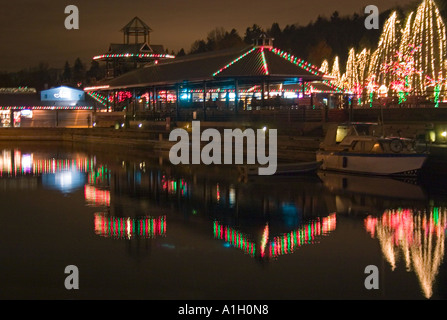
[0,86,99,127]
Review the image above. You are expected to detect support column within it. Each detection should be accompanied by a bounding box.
[203,82,207,121]
[235,79,239,114]
[176,85,180,120]
[154,87,157,112]
[267,79,270,109]
[113,90,116,112]
[133,88,136,117]
[261,79,265,108]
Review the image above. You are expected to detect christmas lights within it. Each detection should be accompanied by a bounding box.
[260,48,269,75]
[320,60,329,74]
[93,53,175,60]
[330,56,341,87]
[411,0,447,94]
[368,11,400,89]
[212,47,257,76]
[0,106,93,110]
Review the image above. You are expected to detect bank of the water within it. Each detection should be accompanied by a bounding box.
[2,123,447,170]
[0,127,321,162]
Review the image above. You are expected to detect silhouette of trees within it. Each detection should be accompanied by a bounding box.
[189,27,244,54]
[0,1,440,88]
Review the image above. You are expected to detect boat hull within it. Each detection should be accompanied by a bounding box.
[316,151,427,176]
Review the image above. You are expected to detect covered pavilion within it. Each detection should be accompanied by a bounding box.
[85,35,342,119]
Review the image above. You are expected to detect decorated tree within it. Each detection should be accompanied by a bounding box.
[411,0,447,94]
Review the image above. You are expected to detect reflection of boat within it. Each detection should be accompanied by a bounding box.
[239,161,322,176]
[316,123,428,176]
[317,171,426,200]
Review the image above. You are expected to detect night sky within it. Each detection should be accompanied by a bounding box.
[0,0,417,72]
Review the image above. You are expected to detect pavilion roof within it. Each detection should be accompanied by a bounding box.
[93,45,330,90]
[307,81,344,93]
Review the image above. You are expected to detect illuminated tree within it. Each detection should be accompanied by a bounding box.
[382,45,422,103]
[320,59,329,74]
[410,0,447,94]
[368,11,400,89]
[330,56,341,86]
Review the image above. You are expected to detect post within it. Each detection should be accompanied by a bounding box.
[154,87,157,113]
[203,82,207,121]
[235,79,239,114]
[267,79,270,109]
[261,79,265,108]
[176,85,180,120]
[113,90,116,112]
[133,88,136,117]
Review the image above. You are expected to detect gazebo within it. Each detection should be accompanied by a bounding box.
[93,17,175,79]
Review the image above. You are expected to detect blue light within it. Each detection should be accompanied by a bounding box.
[42,169,86,193]
[180,93,190,100]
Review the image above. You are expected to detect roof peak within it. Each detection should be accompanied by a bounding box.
[253,32,274,48]
[121,17,152,45]
[121,17,152,32]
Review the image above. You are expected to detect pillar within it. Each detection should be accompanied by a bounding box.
[176,85,180,120]
[261,79,265,108]
[203,82,207,121]
[235,79,239,114]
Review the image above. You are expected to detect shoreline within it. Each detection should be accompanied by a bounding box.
[1,125,447,175]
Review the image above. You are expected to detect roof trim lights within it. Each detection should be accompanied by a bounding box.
[260,47,269,75]
[84,85,110,92]
[212,47,257,77]
[93,53,175,60]
[269,47,324,77]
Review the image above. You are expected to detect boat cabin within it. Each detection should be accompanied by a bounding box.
[321,123,415,154]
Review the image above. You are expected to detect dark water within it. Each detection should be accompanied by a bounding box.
[1,141,446,300]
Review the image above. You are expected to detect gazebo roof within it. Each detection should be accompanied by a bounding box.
[121,16,152,33]
[91,45,331,91]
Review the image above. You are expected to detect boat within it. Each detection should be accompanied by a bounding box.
[238,161,322,176]
[316,122,428,176]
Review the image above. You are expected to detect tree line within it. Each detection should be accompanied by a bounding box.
[2,1,447,91]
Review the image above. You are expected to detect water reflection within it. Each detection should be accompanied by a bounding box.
[365,208,447,299]
[94,213,166,239]
[2,143,447,299]
[0,148,94,193]
[85,185,110,207]
[213,213,337,260]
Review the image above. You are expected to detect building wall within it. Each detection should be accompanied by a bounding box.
[20,110,93,128]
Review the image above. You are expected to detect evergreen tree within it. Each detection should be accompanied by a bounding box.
[62,61,72,84]
[73,58,85,86]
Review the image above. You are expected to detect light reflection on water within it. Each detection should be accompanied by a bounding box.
[1,143,446,300]
[365,208,447,299]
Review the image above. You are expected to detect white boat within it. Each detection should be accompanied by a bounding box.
[316,122,428,176]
